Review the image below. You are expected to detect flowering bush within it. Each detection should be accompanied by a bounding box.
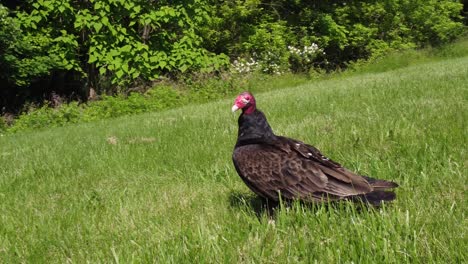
[231,54,285,75]
[231,57,260,74]
[259,51,284,75]
[232,43,325,75]
[288,43,325,72]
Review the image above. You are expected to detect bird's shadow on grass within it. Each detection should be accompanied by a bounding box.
[228,191,279,218]
[228,191,378,220]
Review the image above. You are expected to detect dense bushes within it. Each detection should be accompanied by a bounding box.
[2,1,464,87]
[0,0,230,112]
[6,87,177,132]
[6,86,184,132]
[202,0,465,67]
[5,34,468,133]
[4,73,311,133]
[1,0,228,87]
[0,5,74,88]
[0,0,465,126]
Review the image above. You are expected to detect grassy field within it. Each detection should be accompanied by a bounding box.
[0,56,467,263]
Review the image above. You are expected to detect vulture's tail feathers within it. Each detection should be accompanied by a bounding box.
[350,190,397,206]
[363,176,399,190]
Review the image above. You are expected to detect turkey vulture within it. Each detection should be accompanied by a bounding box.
[232,92,398,206]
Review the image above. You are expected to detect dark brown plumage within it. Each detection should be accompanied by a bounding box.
[231,92,398,206]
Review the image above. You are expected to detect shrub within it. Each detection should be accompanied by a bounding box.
[203,0,464,69]
[79,90,181,122]
[231,58,260,74]
[23,102,81,131]
[0,117,6,133]
[288,43,326,73]
[145,86,186,110]
[0,4,75,87]
[2,0,465,114]
[5,71,310,132]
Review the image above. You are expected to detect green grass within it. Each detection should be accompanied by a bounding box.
[0,56,467,263]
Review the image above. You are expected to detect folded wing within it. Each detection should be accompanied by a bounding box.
[233,137,396,202]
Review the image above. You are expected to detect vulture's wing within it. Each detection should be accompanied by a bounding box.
[232,137,376,201]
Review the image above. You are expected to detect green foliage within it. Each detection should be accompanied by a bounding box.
[6,72,310,132]
[288,44,326,73]
[1,0,465,113]
[8,82,235,132]
[8,86,185,132]
[3,0,228,90]
[332,0,465,60]
[202,0,464,68]
[0,117,6,133]
[243,21,293,73]
[73,0,229,86]
[82,87,186,121]
[0,4,76,87]
[6,36,468,133]
[8,103,82,132]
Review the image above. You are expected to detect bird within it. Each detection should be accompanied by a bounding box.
[231,91,398,206]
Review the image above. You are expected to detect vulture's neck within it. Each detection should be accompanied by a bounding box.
[236,109,276,146]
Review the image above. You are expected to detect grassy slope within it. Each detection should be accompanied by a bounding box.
[0,57,466,263]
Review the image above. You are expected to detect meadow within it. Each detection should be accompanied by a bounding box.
[0,56,466,262]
